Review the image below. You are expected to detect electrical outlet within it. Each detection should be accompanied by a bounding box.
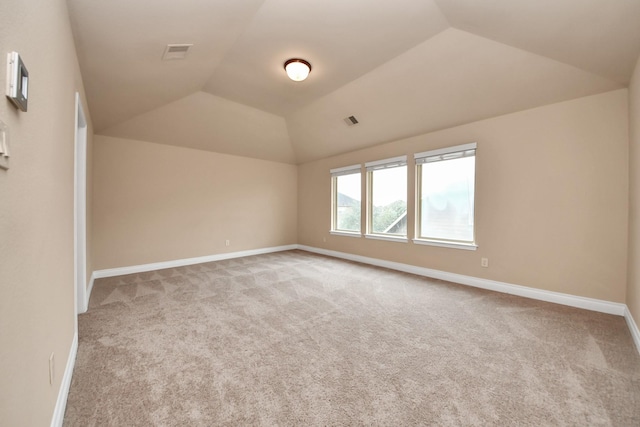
[481,258,489,268]
[322,236,327,243]
[225,239,230,247]
[49,353,55,385]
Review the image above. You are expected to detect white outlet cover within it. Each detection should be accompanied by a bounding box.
[0,120,9,170]
[49,353,55,385]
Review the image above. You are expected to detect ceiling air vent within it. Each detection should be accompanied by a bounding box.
[162,44,193,60]
[344,116,359,126]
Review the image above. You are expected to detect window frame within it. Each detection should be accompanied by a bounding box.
[413,143,478,251]
[364,155,409,243]
[330,164,362,237]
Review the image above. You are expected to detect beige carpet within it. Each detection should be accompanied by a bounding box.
[64,250,640,426]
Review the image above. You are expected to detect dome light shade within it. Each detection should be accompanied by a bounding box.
[284,58,311,81]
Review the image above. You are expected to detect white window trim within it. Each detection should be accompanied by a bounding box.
[365,234,408,243]
[330,230,362,238]
[414,142,477,160]
[330,164,361,176]
[413,239,478,251]
[413,238,478,251]
[365,155,407,171]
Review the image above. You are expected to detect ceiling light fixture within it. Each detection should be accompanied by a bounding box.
[284,58,311,82]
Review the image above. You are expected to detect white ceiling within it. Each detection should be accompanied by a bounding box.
[67,0,640,164]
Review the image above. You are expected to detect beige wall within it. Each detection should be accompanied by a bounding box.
[0,0,93,425]
[628,57,640,322]
[92,135,297,270]
[299,89,629,303]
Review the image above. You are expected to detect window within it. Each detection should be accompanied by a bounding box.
[331,165,361,234]
[365,156,407,240]
[414,143,477,249]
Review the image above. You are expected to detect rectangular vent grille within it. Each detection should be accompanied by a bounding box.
[344,116,359,126]
[162,44,193,60]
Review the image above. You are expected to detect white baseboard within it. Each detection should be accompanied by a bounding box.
[298,245,626,317]
[93,245,298,280]
[50,331,78,427]
[83,272,96,311]
[625,307,640,354]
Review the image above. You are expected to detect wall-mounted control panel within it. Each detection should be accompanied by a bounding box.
[6,52,29,112]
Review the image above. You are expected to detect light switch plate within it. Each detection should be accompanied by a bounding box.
[0,120,8,170]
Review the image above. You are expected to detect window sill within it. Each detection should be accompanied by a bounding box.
[412,239,478,251]
[365,234,408,243]
[330,230,362,238]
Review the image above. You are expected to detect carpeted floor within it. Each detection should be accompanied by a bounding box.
[64,250,640,426]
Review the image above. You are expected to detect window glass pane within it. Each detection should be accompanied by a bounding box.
[335,173,361,232]
[370,166,407,235]
[420,156,475,242]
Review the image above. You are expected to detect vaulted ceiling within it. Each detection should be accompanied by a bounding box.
[66,0,640,164]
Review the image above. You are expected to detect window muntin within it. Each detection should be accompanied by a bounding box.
[331,166,361,233]
[365,156,407,237]
[415,143,476,245]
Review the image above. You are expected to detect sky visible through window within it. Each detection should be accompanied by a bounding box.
[422,157,475,194]
[337,173,361,201]
[372,166,406,206]
[337,168,407,206]
[340,161,472,203]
